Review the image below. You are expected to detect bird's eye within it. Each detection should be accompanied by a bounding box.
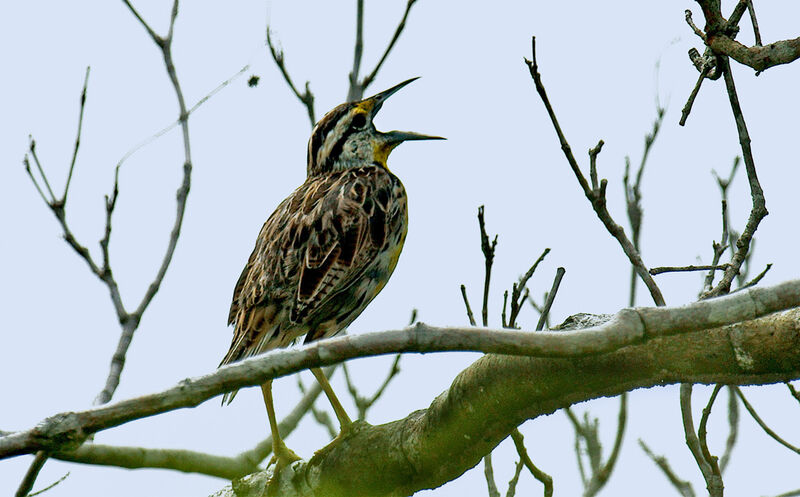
[351,113,367,129]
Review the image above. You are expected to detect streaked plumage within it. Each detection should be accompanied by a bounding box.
[221,165,407,371]
[219,79,441,467]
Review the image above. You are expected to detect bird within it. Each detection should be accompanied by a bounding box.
[220,77,442,469]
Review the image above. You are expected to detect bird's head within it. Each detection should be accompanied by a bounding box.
[306,78,443,176]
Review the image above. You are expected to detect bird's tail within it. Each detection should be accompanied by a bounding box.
[221,389,239,406]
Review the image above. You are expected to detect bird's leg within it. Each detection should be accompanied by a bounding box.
[261,380,301,469]
[311,367,352,430]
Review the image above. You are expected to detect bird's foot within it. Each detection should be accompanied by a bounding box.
[268,442,301,473]
[312,419,364,460]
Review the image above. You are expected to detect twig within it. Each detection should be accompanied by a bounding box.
[639,439,696,497]
[28,139,56,202]
[346,0,365,102]
[17,1,202,490]
[510,429,553,497]
[732,263,771,292]
[702,55,768,298]
[651,264,731,275]
[15,451,48,497]
[679,384,723,497]
[679,64,712,126]
[298,374,338,439]
[565,395,627,497]
[266,28,316,126]
[460,285,477,326]
[585,393,627,497]
[359,0,418,94]
[27,471,69,497]
[340,314,414,420]
[698,384,723,468]
[508,248,550,329]
[626,103,665,302]
[734,386,800,454]
[505,459,525,497]
[703,200,730,294]
[483,452,501,497]
[535,267,565,331]
[719,386,739,472]
[786,383,800,404]
[525,37,665,307]
[478,205,498,327]
[97,0,194,406]
[746,0,762,46]
[63,66,90,205]
[588,140,604,191]
[341,354,403,420]
[685,10,707,41]
[114,64,249,171]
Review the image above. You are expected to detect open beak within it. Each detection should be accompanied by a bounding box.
[365,78,446,144]
[382,130,445,145]
[367,77,420,116]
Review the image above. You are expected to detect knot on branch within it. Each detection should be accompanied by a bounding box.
[33,412,88,453]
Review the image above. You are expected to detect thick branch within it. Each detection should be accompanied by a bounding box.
[3,279,800,461]
[222,307,800,497]
[707,35,800,72]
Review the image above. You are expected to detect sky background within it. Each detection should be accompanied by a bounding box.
[2,1,799,496]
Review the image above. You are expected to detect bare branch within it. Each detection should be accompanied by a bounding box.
[679,64,712,126]
[679,384,723,496]
[346,0,365,102]
[685,10,706,41]
[702,55,768,298]
[3,281,800,460]
[625,102,665,303]
[733,263,772,292]
[583,393,627,497]
[525,37,665,307]
[787,383,800,404]
[651,264,730,275]
[62,66,90,205]
[359,0,418,92]
[718,386,739,472]
[535,267,565,331]
[508,248,550,329]
[483,452,501,497]
[14,451,48,497]
[478,205,498,327]
[504,459,525,497]
[53,443,256,480]
[510,429,553,497]
[27,471,69,497]
[639,439,695,497]
[460,284,477,326]
[745,0,762,46]
[734,386,800,454]
[298,374,338,439]
[28,138,56,202]
[266,29,316,126]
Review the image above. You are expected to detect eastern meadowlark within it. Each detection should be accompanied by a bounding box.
[220,78,442,468]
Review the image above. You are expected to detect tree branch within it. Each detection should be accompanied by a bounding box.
[221,306,800,497]
[525,37,665,307]
[3,278,800,461]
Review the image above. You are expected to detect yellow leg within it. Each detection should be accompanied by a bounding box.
[311,367,352,429]
[261,381,300,468]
